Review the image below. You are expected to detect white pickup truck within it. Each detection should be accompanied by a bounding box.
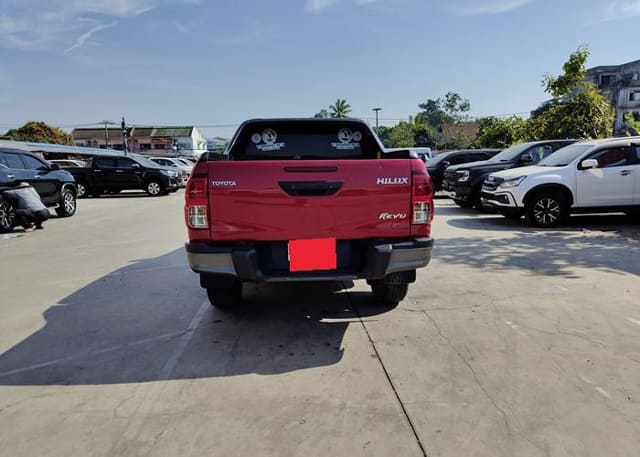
[481,137,640,227]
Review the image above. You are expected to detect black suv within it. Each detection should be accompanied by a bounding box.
[65,154,181,197]
[427,149,501,192]
[0,148,77,230]
[442,140,577,210]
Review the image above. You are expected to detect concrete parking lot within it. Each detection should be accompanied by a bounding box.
[1,193,639,457]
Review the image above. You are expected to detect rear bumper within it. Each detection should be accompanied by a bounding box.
[185,238,434,283]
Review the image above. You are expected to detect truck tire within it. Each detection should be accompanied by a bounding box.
[206,281,243,310]
[525,191,567,228]
[55,187,77,217]
[0,197,16,232]
[145,180,166,196]
[76,182,89,198]
[370,281,409,305]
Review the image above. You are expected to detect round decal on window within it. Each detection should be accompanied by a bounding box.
[338,128,353,144]
[262,129,277,145]
[352,131,362,142]
[251,133,262,144]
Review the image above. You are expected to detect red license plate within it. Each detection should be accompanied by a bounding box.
[288,238,337,272]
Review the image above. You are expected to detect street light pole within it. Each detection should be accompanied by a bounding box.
[99,120,116,149]
[121,117,128,156]
[372,107,382,135]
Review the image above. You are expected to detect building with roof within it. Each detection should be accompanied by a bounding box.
[586,59,640,132]
[72,125,208,157]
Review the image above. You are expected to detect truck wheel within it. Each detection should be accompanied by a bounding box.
[0,197,16,232]
[206,281,243,310]
[76,182,88,198]
[453,199,473,209]
[146,180,165,196]
[525,191,567,228]
[370,281,409,305]
[55,188,77,217]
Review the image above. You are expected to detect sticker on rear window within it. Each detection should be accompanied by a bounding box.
[254,129,285,151]
[331,128,359,150]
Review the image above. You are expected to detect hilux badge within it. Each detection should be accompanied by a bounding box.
[377,177,409,185]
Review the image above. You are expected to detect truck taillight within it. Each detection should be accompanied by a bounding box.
[412,173,433,225]
[185,175,208,229]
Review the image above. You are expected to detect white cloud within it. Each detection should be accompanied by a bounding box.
[587,0,640,23]
[305,0,390,14]
[64,21,118,54]
[449,0,532,15]
[305,0,340,14]
[0,0,196,52]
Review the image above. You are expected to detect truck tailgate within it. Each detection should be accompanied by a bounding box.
[207,159,412,241]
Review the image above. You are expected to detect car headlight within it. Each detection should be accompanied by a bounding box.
[498,176,527,188]
[456,170,470,182]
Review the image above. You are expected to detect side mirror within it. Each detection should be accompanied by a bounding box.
[131,163,141,169]
[442,161,451,168]
[49,163,60,171]
[580,159,599,170]
[519,153,534,164]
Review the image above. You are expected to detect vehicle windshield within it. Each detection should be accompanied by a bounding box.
[130,154,162,168]
[537,144,592,166]
[426,152,454,167]
[488,143,534,162]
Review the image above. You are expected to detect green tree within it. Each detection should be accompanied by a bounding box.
[314,109,329,118]
[418,92,471,128]
[475,116,527,148]
[329,98,351,118]
[387,121,415,148]
[4,121,74,145]
[528,46,614,139]
[623,112,640,136]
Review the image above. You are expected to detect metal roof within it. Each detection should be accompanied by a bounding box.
[0,139,125,156]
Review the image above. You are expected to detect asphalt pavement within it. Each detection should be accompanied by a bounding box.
[1,192,639,457]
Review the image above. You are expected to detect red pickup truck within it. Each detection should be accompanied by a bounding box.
[184,118,434,309]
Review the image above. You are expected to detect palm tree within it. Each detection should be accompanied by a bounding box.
[329,98,351,118]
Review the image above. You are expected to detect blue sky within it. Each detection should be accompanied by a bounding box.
[1,0,640,139]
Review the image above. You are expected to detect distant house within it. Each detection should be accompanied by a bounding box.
[442,121,480,146]
[586,59,640,133]
[73,128,128,150]
[72,125,208,157]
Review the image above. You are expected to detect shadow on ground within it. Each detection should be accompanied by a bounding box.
[439,214,640,277]
[0,249,393,386]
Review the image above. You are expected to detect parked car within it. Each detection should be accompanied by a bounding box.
[174,158,195,168]
[50,159,87,168]
[481,137,640,227]
[442,140,578,210]
[184,118,434,309]
[427,149,501,192]
[147,157,192,186]
[0,147,77,231]
[65,154,181,197]
[386,147,433,162]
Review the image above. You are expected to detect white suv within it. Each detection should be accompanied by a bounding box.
[481,137,640,227]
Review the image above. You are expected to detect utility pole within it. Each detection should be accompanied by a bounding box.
[121,117,128,156]
[372,107,382,135]
[99,120,116,149]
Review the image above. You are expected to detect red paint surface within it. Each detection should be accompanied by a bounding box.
[288,238,337,272]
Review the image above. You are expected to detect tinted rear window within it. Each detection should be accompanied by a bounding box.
[229,121,382,160]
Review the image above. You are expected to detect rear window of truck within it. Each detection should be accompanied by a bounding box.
[228,120,384,160]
